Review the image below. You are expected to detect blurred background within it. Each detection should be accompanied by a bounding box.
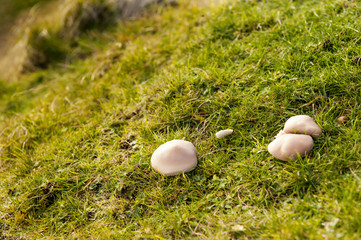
[0,0,178,80]
[0,0,51,36]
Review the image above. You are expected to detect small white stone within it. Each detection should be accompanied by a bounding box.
[283,115,322,138]
[215,129,234,139]
[268,134,314,161]
[151,140,198,176]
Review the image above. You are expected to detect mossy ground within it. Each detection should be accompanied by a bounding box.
[1,0,361,239]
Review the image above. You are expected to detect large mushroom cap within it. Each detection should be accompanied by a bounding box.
[151,140,198,176]
[283,115,322,138]
[268,134,314,161]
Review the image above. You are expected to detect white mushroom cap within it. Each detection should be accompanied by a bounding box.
[215,129,234,139]
[151,140,198,176]
[275,130,286,138]
[268,134,314,161]
[283,115,322,138]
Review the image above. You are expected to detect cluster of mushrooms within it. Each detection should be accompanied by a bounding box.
[268,115,322,161]
[151,115,321,176]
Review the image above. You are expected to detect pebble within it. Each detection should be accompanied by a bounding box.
[215,129,234,139]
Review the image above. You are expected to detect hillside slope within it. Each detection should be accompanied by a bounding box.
[1,0,361,239]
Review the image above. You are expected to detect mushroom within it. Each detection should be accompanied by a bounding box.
[268,134,314,161]
[151,140,198,176]
[337,116,349,125]
[275,130,286,138]
[283,115,322,138]
[215,129,234,139]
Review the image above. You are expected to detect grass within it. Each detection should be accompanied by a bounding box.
[1,0,361,239]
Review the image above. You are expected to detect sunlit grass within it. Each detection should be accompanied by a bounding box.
[1,0,361,239]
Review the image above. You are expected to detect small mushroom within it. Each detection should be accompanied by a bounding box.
[268,134,314,161]
[283,115,322,138]
[151,140,198,176]
[215,129,234,139]
[337,116,349,125]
